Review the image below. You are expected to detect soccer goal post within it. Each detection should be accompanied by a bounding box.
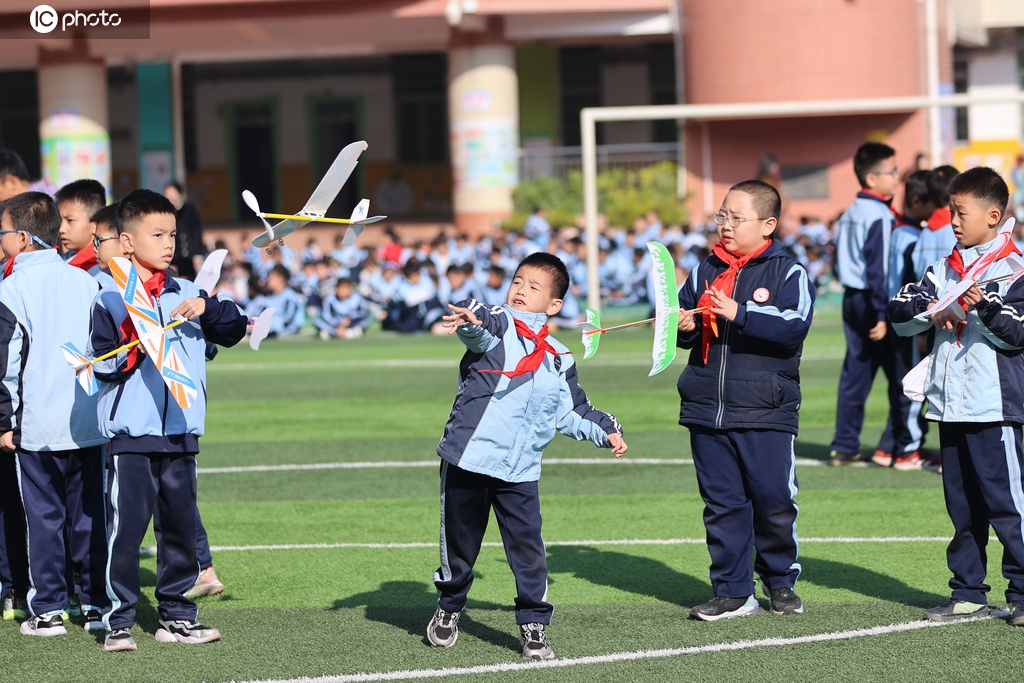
[581,91,1024,314]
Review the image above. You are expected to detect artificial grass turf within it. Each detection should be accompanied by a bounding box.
[5,309,1015,683]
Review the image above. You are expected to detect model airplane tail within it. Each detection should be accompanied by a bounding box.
[648,242,680,377]
[580,308,603,360]
[342,199,387,246]
[61,343,99,395]
[248,308,275,351]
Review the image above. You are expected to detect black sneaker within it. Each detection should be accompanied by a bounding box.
[1007,601,1024,627]
[426,607,460,648]
[154,619,221,644]
[765,587,804,615]
[690,595,761,621]
[103,628,137,652]
[82,608,105,632]
[925,598,989,622]
[519,622,554,660]
[20,613,67,637]
[828,450,867,467]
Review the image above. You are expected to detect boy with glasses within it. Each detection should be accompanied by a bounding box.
[677,180,814,620]
[829,142,902,466]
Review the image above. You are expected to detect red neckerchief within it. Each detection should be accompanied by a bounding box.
[68,243,97,271]
[697,240,773,364]
[946,239,1021,344]
[118,269,167,368]
[3,256,14,279]
[928,208,951,231]
[479,318,569,378]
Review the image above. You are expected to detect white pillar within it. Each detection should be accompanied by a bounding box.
[449,24,519,236]
[37,41,111,195]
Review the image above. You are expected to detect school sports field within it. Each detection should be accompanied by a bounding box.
[2,303,1020,682]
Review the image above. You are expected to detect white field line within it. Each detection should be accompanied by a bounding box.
[141,536,948,555]
[196,458,826,474]
[207,353,844,373]
[227,618,974,683]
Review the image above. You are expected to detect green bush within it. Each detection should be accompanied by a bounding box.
[507,161,687,230]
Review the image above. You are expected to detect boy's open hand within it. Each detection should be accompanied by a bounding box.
[708,287,739,322]
[171,297,206,320]
[678,308,697,332]
[868,320,887,341]
[0,431,13,453]
[929,299,959,332]
[441,304,481,334]
[608,433,627,458]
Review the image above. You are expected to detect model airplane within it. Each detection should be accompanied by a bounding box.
[580,242,683,376]
[243,141,385,253]
[193,248,228,293]
[248,308,275,351]
[915,217,1023,321]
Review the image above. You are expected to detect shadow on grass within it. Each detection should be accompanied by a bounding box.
[547,545,710,607]
[800,556,946,607]
[793,441,834,462]
[332,580,521,654]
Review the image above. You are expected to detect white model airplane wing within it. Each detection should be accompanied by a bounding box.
[302,141,368,217]
[249,308,275,351]
[341,198,387,246]
[915,217,1018,320]
[193,249,228,293]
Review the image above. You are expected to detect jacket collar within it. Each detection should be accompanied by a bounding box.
[504,304,548,332]
[11,247,62,272]
[857,190,894,206]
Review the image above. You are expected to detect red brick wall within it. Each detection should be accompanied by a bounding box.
[684,110,928,221]
[683,0,926,105]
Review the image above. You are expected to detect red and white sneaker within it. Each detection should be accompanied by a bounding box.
[893,451,925,471]
[871,450,893,467]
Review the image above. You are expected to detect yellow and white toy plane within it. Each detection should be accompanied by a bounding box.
[243,140,386,253]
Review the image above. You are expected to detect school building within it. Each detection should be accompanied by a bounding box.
[0,0,1021,234]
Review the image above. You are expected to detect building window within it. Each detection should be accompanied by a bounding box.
[392,53,448,164]
[954,59,969,142]
[560,47,602,147]
[0,70,40,180]
[648,42,678,143]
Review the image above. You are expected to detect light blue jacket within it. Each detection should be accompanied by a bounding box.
[0,249,105,451]
[890,241,1024,423]
[437,301,622,483]
[836,192,894,320]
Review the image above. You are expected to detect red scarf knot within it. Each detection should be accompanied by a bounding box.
[697,240,773,364]
[479,318,570,378]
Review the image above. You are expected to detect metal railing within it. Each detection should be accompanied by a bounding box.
[519,142,679,181]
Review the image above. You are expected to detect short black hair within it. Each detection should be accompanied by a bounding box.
[55,178,106,216]
[904,170,933,205]
[269,264,291,281]
[115,189,176,235]
[91,204,118,232]
[403,259,422,278]
[514,252,569,299]
[164,180,184,195]
[0,149,29,182]
[728,179,782,221]
[488,264,505,279]
[3,192,60,247]
[947,166,1009,217]
[929,165,959,207]
[853,142,896,187]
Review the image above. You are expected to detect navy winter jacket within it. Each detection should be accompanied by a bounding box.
[676,240,815,434]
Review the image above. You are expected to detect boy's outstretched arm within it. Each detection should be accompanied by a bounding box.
[556,364,627,456]
[443,299,508,353]
[734,263,815,350]
[0,302,21,448]
[888,268,939,337]
[972,278,1024,350]
[187,291,248,348]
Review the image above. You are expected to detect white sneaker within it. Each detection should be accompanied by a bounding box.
[20,613,67,637]
[188,566,225,598]
[426,607,460,647]
[154,619,221,644]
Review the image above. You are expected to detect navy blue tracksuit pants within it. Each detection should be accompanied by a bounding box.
[15,447,107,616]
[938,423,1024,604]
[877,332,928,455]
[690,428,801,598]
[155,504,213,569]
[832,288,910,455]
[433,461,552,625]
[0,454,28,598]
[105,453,200,630]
